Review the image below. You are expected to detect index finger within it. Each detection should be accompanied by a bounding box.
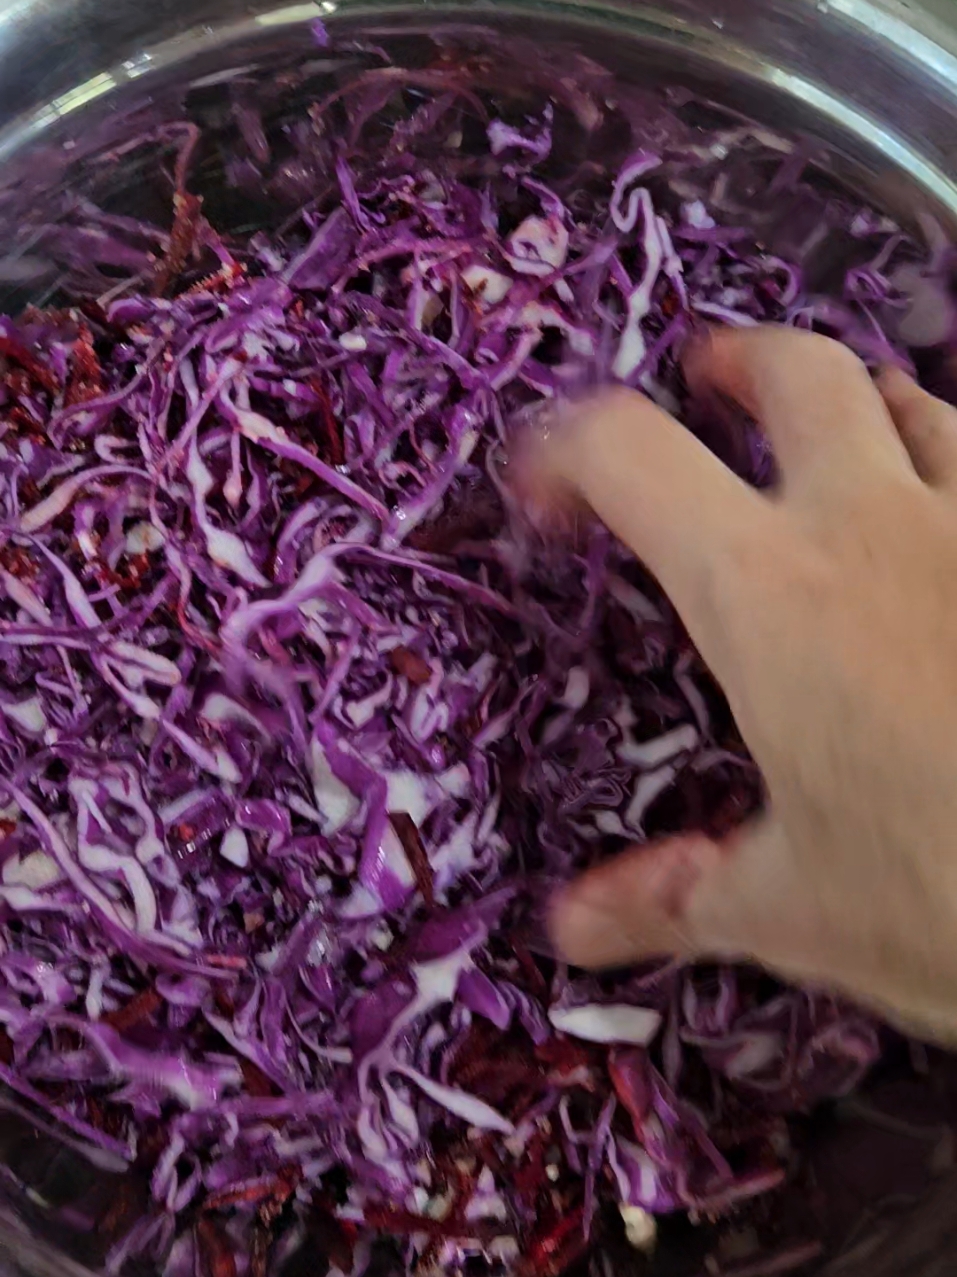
[513,387,776,660]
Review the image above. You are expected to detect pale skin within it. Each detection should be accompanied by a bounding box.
[520,325,957,1044]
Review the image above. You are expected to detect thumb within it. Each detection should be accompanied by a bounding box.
[550,821,957,1043]
[549,816,827,978]
[514,387,778,666]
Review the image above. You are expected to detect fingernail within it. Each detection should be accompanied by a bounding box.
[548,888,610,964]
[506,400,558,492]
[511,396,571,450]
[679,322,715,381]
[506,408,594,542]
[548,880,639,967]
[643,836,713,920]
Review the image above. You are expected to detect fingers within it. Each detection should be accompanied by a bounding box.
[515,388,775,653]
[549,817,824,976]
[876,366,957,488]
[550,819,957,1040]
[548,834,721,967]
[685,327,910,487]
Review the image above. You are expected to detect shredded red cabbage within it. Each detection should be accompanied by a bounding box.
[0,29,953,1277]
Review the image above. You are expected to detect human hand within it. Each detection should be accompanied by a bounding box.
[520,326,957,1042]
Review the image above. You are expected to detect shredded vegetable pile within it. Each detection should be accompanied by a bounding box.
[0,27,952,1277]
